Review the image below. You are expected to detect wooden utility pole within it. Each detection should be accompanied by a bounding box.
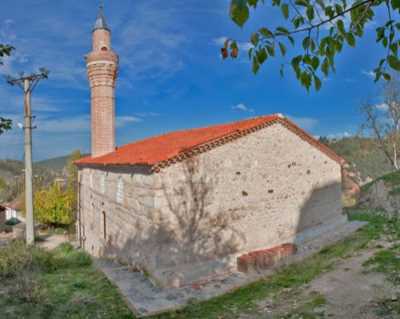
[6,69,49,245]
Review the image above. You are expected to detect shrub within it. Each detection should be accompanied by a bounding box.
[10,270,45,304]
[0,240,55,278]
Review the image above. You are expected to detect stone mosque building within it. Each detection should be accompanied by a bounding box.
[75,7,348,288]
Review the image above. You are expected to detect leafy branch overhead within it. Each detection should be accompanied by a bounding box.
[225,0,400,91]
[0,43,14,135]
[0,117,12,135]
[0,44,14,65]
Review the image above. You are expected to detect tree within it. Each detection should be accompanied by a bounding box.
[65,150,81,213]
[34,183,75,226]
[225,0,400,91]
[0,44,14,135]
[360,75,400,170]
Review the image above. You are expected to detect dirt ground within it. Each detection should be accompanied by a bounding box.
[240,239,399,319]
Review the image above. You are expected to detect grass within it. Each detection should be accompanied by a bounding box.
[0,210,394,319]
[361,170,400,193]
[0,242,133,319]
[281,293,327,319]
[152,210,388,319]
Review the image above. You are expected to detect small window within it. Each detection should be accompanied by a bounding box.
[102,211,107,240]
[101,46,108,51]
[116,177,124,204]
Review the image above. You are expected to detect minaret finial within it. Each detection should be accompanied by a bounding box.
[93,1,109,32]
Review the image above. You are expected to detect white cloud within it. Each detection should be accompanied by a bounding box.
[117,1,187,81]
[287,115,319,131]
[34,114,142,133]
[232,103,254,113]
[327,131,352,139]
[375,103,389,111]
[116,116,142,127]
[362,70,375,79]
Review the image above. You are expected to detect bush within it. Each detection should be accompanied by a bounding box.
[52,243,92,268]
[0,240,55,278]
[10,270,45,304]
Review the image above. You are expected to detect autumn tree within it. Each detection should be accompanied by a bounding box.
[225,0,400,90]
[34,183,75,226]
[65,150,81,211]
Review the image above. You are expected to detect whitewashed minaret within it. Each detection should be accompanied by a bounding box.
[86,5,119,157]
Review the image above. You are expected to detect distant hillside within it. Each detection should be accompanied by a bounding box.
[0,159,24,181]
[35,152,88,172]
[35,155,70,172]
[324,137,393,181]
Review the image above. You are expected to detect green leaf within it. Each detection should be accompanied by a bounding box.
[383,72,392,81]
[303,36,311,50]
[392,0,400,10]
[281,3,289,19]
[279,42,287,56]
[293,16,305,28]
[276,26,289,35]
[337,20,345,35]
[345,33,356,47]
[230,0,250,27]
[259,27,273,38]
[311,56,320,70]
[388,55,400,71]
[251,32,260,45]
[248,0,259,7]
[301,71,312,90]
[314,75,322,91]
[321,58,330,76]
[266,45,275,56]
[295,0,308,6]
[252,58,260,74]
[306,6,314,21]
[376,27,385,42]
[257,48,268,64]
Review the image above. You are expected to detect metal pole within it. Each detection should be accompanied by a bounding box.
[24,79,34,245]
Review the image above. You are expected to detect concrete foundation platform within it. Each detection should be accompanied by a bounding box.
[95,220,366,317]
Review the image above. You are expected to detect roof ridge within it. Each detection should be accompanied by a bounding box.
[75,114,345,171]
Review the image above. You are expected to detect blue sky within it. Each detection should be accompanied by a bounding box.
[0,0,388,160]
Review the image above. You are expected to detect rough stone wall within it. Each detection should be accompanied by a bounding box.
[152,123,343,285]
[78,165,158,265]
[78,122,343,288]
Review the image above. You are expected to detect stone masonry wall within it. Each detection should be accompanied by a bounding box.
[78,122,343,288]
[152,123,343,285]
[78,165,158,265]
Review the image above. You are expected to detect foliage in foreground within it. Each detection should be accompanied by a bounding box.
[226,0,400,91]
[0,241,132,319]
[0,211,394,319]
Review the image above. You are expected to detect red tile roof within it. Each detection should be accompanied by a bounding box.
[75,115,344,171]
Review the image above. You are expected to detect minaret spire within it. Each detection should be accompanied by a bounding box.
[93,1,109,32]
